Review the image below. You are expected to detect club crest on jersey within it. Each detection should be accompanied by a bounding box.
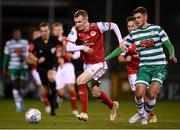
[90,31,96,36]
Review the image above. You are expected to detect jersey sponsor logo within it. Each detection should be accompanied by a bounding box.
[83,42,95,46]
[90,31,96,36]
[140,39,155,48]
[15,49,23,56]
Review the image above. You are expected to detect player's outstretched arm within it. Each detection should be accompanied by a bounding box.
[105,47,123,61]
[164,40,177,63]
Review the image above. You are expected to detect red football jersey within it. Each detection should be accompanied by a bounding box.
[75,23,105,64]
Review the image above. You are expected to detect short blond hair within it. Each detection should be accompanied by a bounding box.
[74,10,88,19]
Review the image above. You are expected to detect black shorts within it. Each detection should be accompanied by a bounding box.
[37,65,57,86]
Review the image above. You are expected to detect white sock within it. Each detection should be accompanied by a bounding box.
[12,89,23,108]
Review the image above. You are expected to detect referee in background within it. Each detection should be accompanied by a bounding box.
[28,22,62,116]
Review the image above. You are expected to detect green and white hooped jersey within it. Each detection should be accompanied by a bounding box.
[125,24,169,66]
[4,39,29,69]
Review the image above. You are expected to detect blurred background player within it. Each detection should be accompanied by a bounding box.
[28,22,61,116]
[118,16,157,123]
[118,16,139,92]
[125,7,177,125]
[27,30,50,113]
[52,22,79,116]
[66,10,126,121]
[2,29,29,112]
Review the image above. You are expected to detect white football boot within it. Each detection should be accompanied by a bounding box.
[77,112,88,121]
[110,101,119,121]
[141,117,148,125]
[72,110,79,117]
[129,113,142,124]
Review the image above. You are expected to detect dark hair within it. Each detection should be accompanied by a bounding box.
[39,22,50,28]
[12,28,21,32]
[74,10,88,18]
[126,16,135,22]
[133,7,147,15]
[52,22,63,28]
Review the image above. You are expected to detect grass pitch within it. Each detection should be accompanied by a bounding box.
[0,99,180,129]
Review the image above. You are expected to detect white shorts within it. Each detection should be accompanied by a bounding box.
[83,61,108,81]
[128,74,137,91]
[31,69,42,86]
[56,63,76,90]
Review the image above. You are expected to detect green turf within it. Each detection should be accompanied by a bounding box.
[0,99,180,129]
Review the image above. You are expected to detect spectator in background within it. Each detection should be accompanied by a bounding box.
[3,29,29,112]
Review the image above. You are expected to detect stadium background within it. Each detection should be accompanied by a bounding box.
[0,0,180,101]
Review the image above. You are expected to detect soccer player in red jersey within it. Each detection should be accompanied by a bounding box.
[52,22,79,117]
[65,10,127,121]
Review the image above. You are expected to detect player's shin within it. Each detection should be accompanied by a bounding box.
[97,91,113,109]
[135,96,144,114]
[12,88,24,112]
[69,91,78,111]
[78,84,88,113]
[143,98,156,119]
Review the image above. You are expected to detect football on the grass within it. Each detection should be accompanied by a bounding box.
[25,108,41,124]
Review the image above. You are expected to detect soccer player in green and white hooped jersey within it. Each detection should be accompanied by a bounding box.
[126,7,177,125]
[105,6,177,124]
[3,29,29,112]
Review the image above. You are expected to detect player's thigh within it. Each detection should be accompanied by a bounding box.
[66,84,75,93]
[56,71,66,90]
[64,63,76,85]
[37,68,49,86]
[47,69,56,82]
[151,65,167,85]
[19,69,28,81]
[57,88,65,96]
[9,69,18,81]
[77,71,93,85]
[83,62,107,81]
[92,62,107,80]
[135,66,151,87]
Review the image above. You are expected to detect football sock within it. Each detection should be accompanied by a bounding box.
[49,82,58,108]
[144,98,156,118]
[135,97,144,114]
[12,88,24,111]
[41,94,49,106]
[97,91,113,109]
[78,84,88,113]
[69,91,77,111]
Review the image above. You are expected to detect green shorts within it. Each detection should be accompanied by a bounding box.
[9,69,28,81]
[135,65,167,87]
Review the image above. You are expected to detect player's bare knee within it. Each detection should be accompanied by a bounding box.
[135,89,144,99]
[149,91,158,99]
[47,70,56,82]
[67,84,75,93]
[91,86,101,97]
[57,89,64,97]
